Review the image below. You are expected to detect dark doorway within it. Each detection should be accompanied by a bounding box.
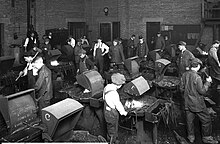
[100,23,111,42]
[68,22,87,40]
[0,24,3,56]
[100,22,120,43]
[146,22,160,51]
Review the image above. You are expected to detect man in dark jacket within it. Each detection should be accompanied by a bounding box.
[136,36,149,59]
[127,34,136,58]
[59,38,75,62]
[155,32,165,51]
[32,56,53,111]
[208,40,220,83]
[177,41,195,76]
[180,58,218,144]
[109,39,125,65]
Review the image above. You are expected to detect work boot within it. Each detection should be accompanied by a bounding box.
[187,135,195,143]
[202,136,218,144]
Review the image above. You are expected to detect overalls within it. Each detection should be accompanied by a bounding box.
[103,90,119,144]
[95,44,104,74]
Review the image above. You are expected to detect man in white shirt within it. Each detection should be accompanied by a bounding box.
[103,73,127,144]
[93,37,109,74]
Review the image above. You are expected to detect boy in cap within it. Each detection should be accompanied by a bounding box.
[109,39,125,67]
[177,41,195,76]
[103,73,128,144]
[180,58,218,144]
[77,49,94,74]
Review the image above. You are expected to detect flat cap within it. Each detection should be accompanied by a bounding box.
[111,73,126,85]
[178,41,186,46]
[190,58,202,66]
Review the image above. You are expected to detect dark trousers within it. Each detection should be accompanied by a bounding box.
[95,56,104,74]
[37,99,50,118]
[186,109,212,137]
[104,106,119,143]
[27,70,36,89]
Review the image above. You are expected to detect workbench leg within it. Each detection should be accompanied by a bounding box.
[153,123,158,144]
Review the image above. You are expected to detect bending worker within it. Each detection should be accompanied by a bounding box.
[103,73,128,144]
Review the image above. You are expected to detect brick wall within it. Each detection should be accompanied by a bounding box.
[0,0,27,56]
[85,0,206,42]
[125,0,202,42]
[36,0,85,40]
[0,0,204,55]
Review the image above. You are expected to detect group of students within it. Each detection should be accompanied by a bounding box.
[103,40,220,144]
[20,29,220,143]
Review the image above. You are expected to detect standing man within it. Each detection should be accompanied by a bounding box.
[155,32,165,52]
[208,40,220,86]
[180,58,218,144]
[136,35,149,60]
[93,37,109,74]
[40,37,52,66]
[109,39,125,66]
[177,41,195,76]
[127,34,136,58]
[208,40,220,107]
[74,39,83,70]
[32,56,53,111]
[59,37,75,63]
[23,31,37,53]
[103,73,128,144]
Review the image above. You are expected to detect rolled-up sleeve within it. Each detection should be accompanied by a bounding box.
[103,43,109,54]
[113,92,127,115]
